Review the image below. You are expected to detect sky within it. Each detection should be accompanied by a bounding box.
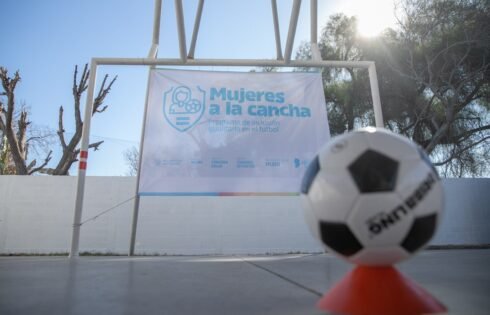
[1,0,396,176]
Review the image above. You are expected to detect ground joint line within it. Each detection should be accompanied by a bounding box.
[240,257,322,297]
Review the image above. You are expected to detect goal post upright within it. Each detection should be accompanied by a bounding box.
[129,0,163,257]
[129,67,155,256]
[69,0,385,258]
[368,63,384,128]
[69,59,98,259]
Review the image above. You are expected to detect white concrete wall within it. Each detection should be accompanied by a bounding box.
[431,178,490,246]
[0,176,488,255]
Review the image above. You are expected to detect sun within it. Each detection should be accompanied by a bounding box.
[334,0,397,37]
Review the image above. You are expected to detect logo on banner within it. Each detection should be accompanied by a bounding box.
[163,85,206,132]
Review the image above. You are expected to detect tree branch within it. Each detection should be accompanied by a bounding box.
[73,64,89,128]
[429,39,478,68]
[412,93,437,136]
[74,140,104,156]
[28,150,53,175]
[17,109,30,159]
[454,80,485,114]
[73,64,89,98]
[450,124,490,144]
[89,140,104,151]
[57,106,67,150]
[93,74,117,115]
[424,121,450,154]
[433,135,490,166]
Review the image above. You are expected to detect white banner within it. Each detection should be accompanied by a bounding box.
[139,69,330,196]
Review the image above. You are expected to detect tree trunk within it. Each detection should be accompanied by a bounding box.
[0,68,28,175]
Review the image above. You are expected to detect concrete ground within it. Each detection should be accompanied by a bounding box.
[0,249,488,315]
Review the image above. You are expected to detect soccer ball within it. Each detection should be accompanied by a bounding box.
[300,127,444,266]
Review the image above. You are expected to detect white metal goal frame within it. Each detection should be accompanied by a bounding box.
[69,0,384,258]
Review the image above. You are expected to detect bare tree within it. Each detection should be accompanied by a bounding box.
[0,68,52,175]
[123,146,139,176]
[0,64,117,175]
[0,102,55,175]
[46,64,117,175]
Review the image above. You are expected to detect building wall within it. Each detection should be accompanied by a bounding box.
[0,176,488,255]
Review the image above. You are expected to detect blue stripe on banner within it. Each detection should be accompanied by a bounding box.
[176,117,190,121]
[139,192,220,196]
[176,122,189,126]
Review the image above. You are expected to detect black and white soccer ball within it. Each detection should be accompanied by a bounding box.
[301,127,444,266]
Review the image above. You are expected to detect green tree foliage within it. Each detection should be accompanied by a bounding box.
[297,14,374,132]
[378,0,490,177]
[297,0,489,177]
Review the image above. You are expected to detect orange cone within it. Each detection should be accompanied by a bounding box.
[318,265,446,315]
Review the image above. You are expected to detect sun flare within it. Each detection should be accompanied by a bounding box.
[334,0,397,37]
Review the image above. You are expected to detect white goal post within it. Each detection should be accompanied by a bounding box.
[69,0,384,258]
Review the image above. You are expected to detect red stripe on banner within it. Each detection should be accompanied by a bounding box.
[79,161,87,170]
[80,151,88,159]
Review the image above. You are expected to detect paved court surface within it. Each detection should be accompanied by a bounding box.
[0,249,489,315]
